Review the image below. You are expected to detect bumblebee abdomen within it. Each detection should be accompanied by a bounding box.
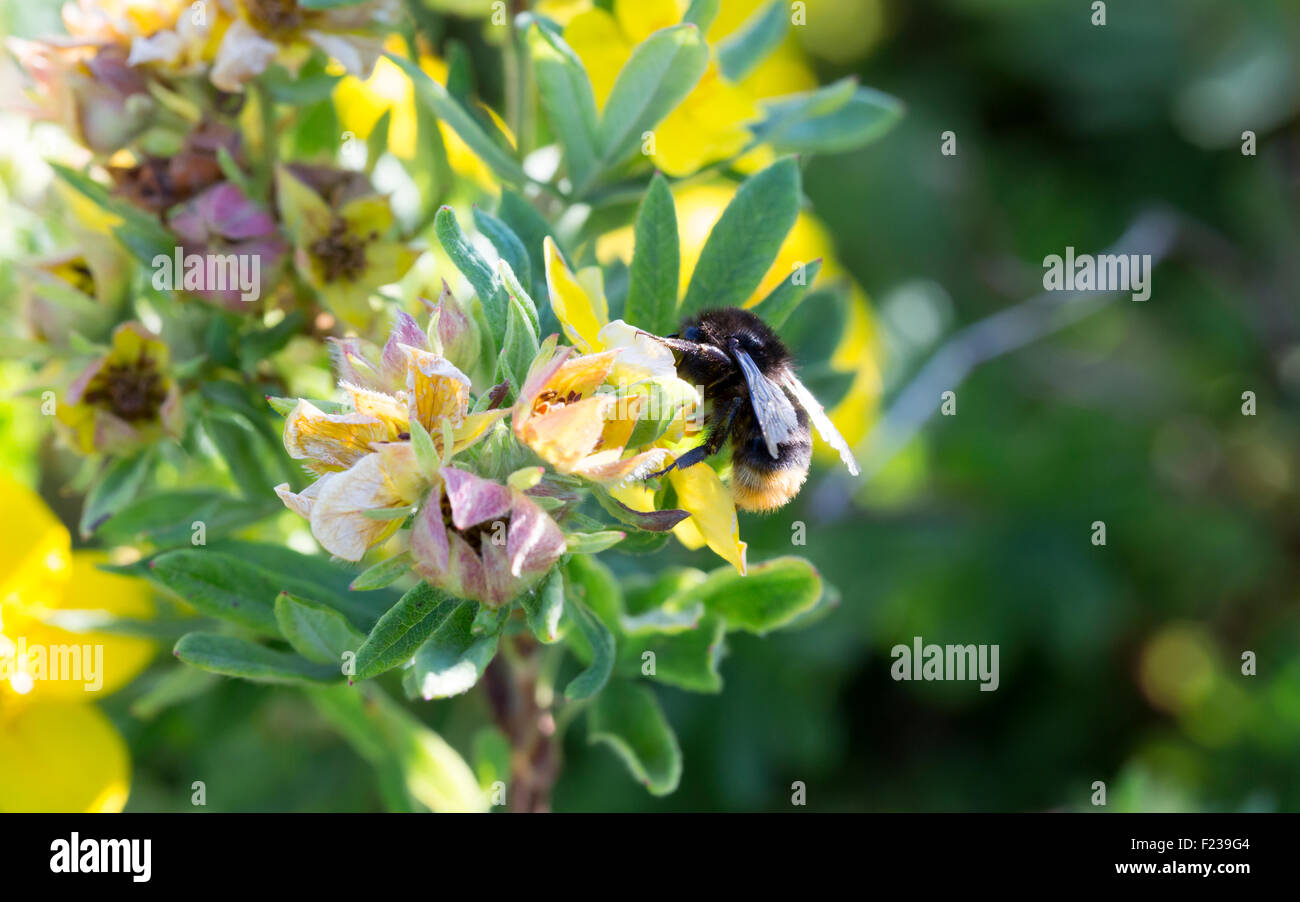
[731,432,812,512]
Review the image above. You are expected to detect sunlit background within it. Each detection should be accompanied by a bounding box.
[3,0,1299,811]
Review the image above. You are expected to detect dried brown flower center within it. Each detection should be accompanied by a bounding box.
[83,357,166,422]
[245,0,303,34]
[439,490,510,554]
[310,219,375,283]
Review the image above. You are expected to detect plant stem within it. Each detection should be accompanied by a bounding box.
[484,632,559,812]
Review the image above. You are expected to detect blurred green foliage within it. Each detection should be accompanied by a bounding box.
[5,0,1300,811]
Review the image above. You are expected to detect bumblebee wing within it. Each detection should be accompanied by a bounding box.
[733,347,800,459]
[782,371,861,476]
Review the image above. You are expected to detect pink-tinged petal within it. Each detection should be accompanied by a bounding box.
[274,474,334,519]
[380,311,428,385]
[327,337,385,391]
[513,340,573,429]
[506,492,566,579]
[158,384,184,438]
[93,409,140,453]
[441,467,512,531]
[167,198,211,245]
[208,183,276,240]
[65,357,107,405]
[410,483,450,580]
[479,536,517,607]
[448,532,488,604]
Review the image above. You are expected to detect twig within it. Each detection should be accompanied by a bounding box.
[860,208,1182,480]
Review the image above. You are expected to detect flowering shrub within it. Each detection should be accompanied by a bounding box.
[2,0,899,811]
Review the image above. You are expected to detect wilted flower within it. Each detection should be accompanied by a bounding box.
[276,164,417,328]
[56,322,183,455]
[166,181,286,309]
[274,311,507,560]
[410,467,565,608]
[5,39,154,155]
[109,121,238,213]
[209,0,396,93]
[20,240,130,345]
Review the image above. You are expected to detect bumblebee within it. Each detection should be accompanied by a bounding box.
[649,307,860,511]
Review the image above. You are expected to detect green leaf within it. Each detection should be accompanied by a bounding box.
[365,108,392,173]
[238,311,304,372]
[623,379,696,448]
[564,594,616,701]
[564,553,623,625]
[565,530,627,554]
[498,257,541,343]
[596,24,709,174]
[403,601,500,699]
[434,205,508,347]
[680,157,801,315]
[681,555,823,634]
[587,681,682,795]
[526,23,600,186]
[51,164,174,263]
[407,419,439,476]
[99,490,279,547]
[200,540,394,631]
[771,87,904,154]
[620,601,704,635]
[625,173,680,335]
[274,592,365,665]
[147,550,282,635]
[475,207,533,308]
[683,0,720,29]
[204,412,274,499]
[472,726,512,794]
[79,450,154,539]
[752,257,823,328]
[497,190,555,307]
[174,632,339,685]
[494,267,541,396]
[617,614,725,693]
[354,582,460,680]
[387,52,526,187]
[350,552,414,591]
[308,684,487,812]
[716,0,789,82]
[752,77,858,142]
[521,568,565,644]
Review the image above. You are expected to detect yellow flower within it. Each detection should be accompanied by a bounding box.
[56,322,184,456]
[536,237,749,572]
[333,36,512,191]
[564,0,761,177]
[595,180,883,457]
[0,474,156,812]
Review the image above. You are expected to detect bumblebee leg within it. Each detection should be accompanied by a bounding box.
[647,397,743,479]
